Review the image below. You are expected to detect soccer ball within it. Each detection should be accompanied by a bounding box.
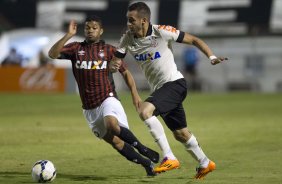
[31,160,57,183]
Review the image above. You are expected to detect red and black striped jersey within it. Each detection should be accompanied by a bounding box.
[59,40,127,109]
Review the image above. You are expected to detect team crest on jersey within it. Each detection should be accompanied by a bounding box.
[78,50,85,56]
[134,51,161,62]
[98,50,105,58]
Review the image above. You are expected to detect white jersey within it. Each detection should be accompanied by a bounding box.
[116,24,184,91]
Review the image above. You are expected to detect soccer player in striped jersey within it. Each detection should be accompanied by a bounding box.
[48,15,160,176]
[110,2,227,179]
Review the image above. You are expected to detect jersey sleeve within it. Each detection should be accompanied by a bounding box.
[114,33,129,59]
[156,25,184,43]
[58,42,78,60]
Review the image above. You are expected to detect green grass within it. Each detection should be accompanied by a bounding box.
[0,92,282,184]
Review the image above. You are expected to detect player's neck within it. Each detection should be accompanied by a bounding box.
[136,23,149,38]
[86,39,100,44]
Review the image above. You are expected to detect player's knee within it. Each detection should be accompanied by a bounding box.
[108,122,120,135]
[138,102,155,121]
[138,109,152,121]
[173,129,190,143]
[105,116,120,135]
[174,134,186,142]
[139,108,153,121]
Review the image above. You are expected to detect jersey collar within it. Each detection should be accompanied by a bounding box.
[83,40,105,45]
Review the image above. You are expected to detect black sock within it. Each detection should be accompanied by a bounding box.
[118,126,146,152]
[119,127,160,164]
[118,142,151,167]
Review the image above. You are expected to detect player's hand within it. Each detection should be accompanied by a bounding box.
[132,94,142,110]
[109,57,122,73]
[68,20,77,36]
[211,57,228,65]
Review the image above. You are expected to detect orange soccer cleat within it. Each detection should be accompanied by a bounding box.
[194,160,216,179]
[154,157,180,173]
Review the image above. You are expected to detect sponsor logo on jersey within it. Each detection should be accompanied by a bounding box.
[75,60,107,69]
[134,51,161,62]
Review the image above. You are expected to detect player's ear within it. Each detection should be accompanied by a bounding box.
[100,28,104,36]
[141,17,147,25]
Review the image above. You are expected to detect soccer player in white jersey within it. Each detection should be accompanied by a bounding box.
[110,2,227,179]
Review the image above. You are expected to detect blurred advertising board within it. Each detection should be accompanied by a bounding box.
[0,67,66,93]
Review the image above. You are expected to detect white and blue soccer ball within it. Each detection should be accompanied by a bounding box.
[31,160,56,183]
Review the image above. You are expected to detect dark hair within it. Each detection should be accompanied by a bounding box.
[85,15,103,28]
[128,2,151,20]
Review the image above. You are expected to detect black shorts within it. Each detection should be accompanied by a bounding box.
[145,78,188,131]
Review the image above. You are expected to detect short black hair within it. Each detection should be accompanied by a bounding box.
[128,2,151,20]
[85,15,103,28]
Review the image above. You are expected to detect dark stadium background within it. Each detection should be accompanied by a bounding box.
[1,0,282,92]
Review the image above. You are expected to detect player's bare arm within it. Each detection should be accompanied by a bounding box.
[121,69,142,109]
[48,20,77,59]
[182,32,228,65]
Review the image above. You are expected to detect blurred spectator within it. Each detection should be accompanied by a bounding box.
[39,50,53,68]
[183,46,201,91]
[1,47,23,67]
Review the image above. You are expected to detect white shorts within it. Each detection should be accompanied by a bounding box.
[83,97,129,139]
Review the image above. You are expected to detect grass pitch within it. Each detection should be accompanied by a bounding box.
[0,92,281,184]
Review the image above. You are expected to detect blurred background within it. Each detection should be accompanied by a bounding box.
[1,0,282,93]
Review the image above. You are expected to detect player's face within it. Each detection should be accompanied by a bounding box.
[84,21,103,43]
[126,10,143,35]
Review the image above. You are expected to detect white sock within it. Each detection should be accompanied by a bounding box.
[184,134,209,168]
[144,116,176,160]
